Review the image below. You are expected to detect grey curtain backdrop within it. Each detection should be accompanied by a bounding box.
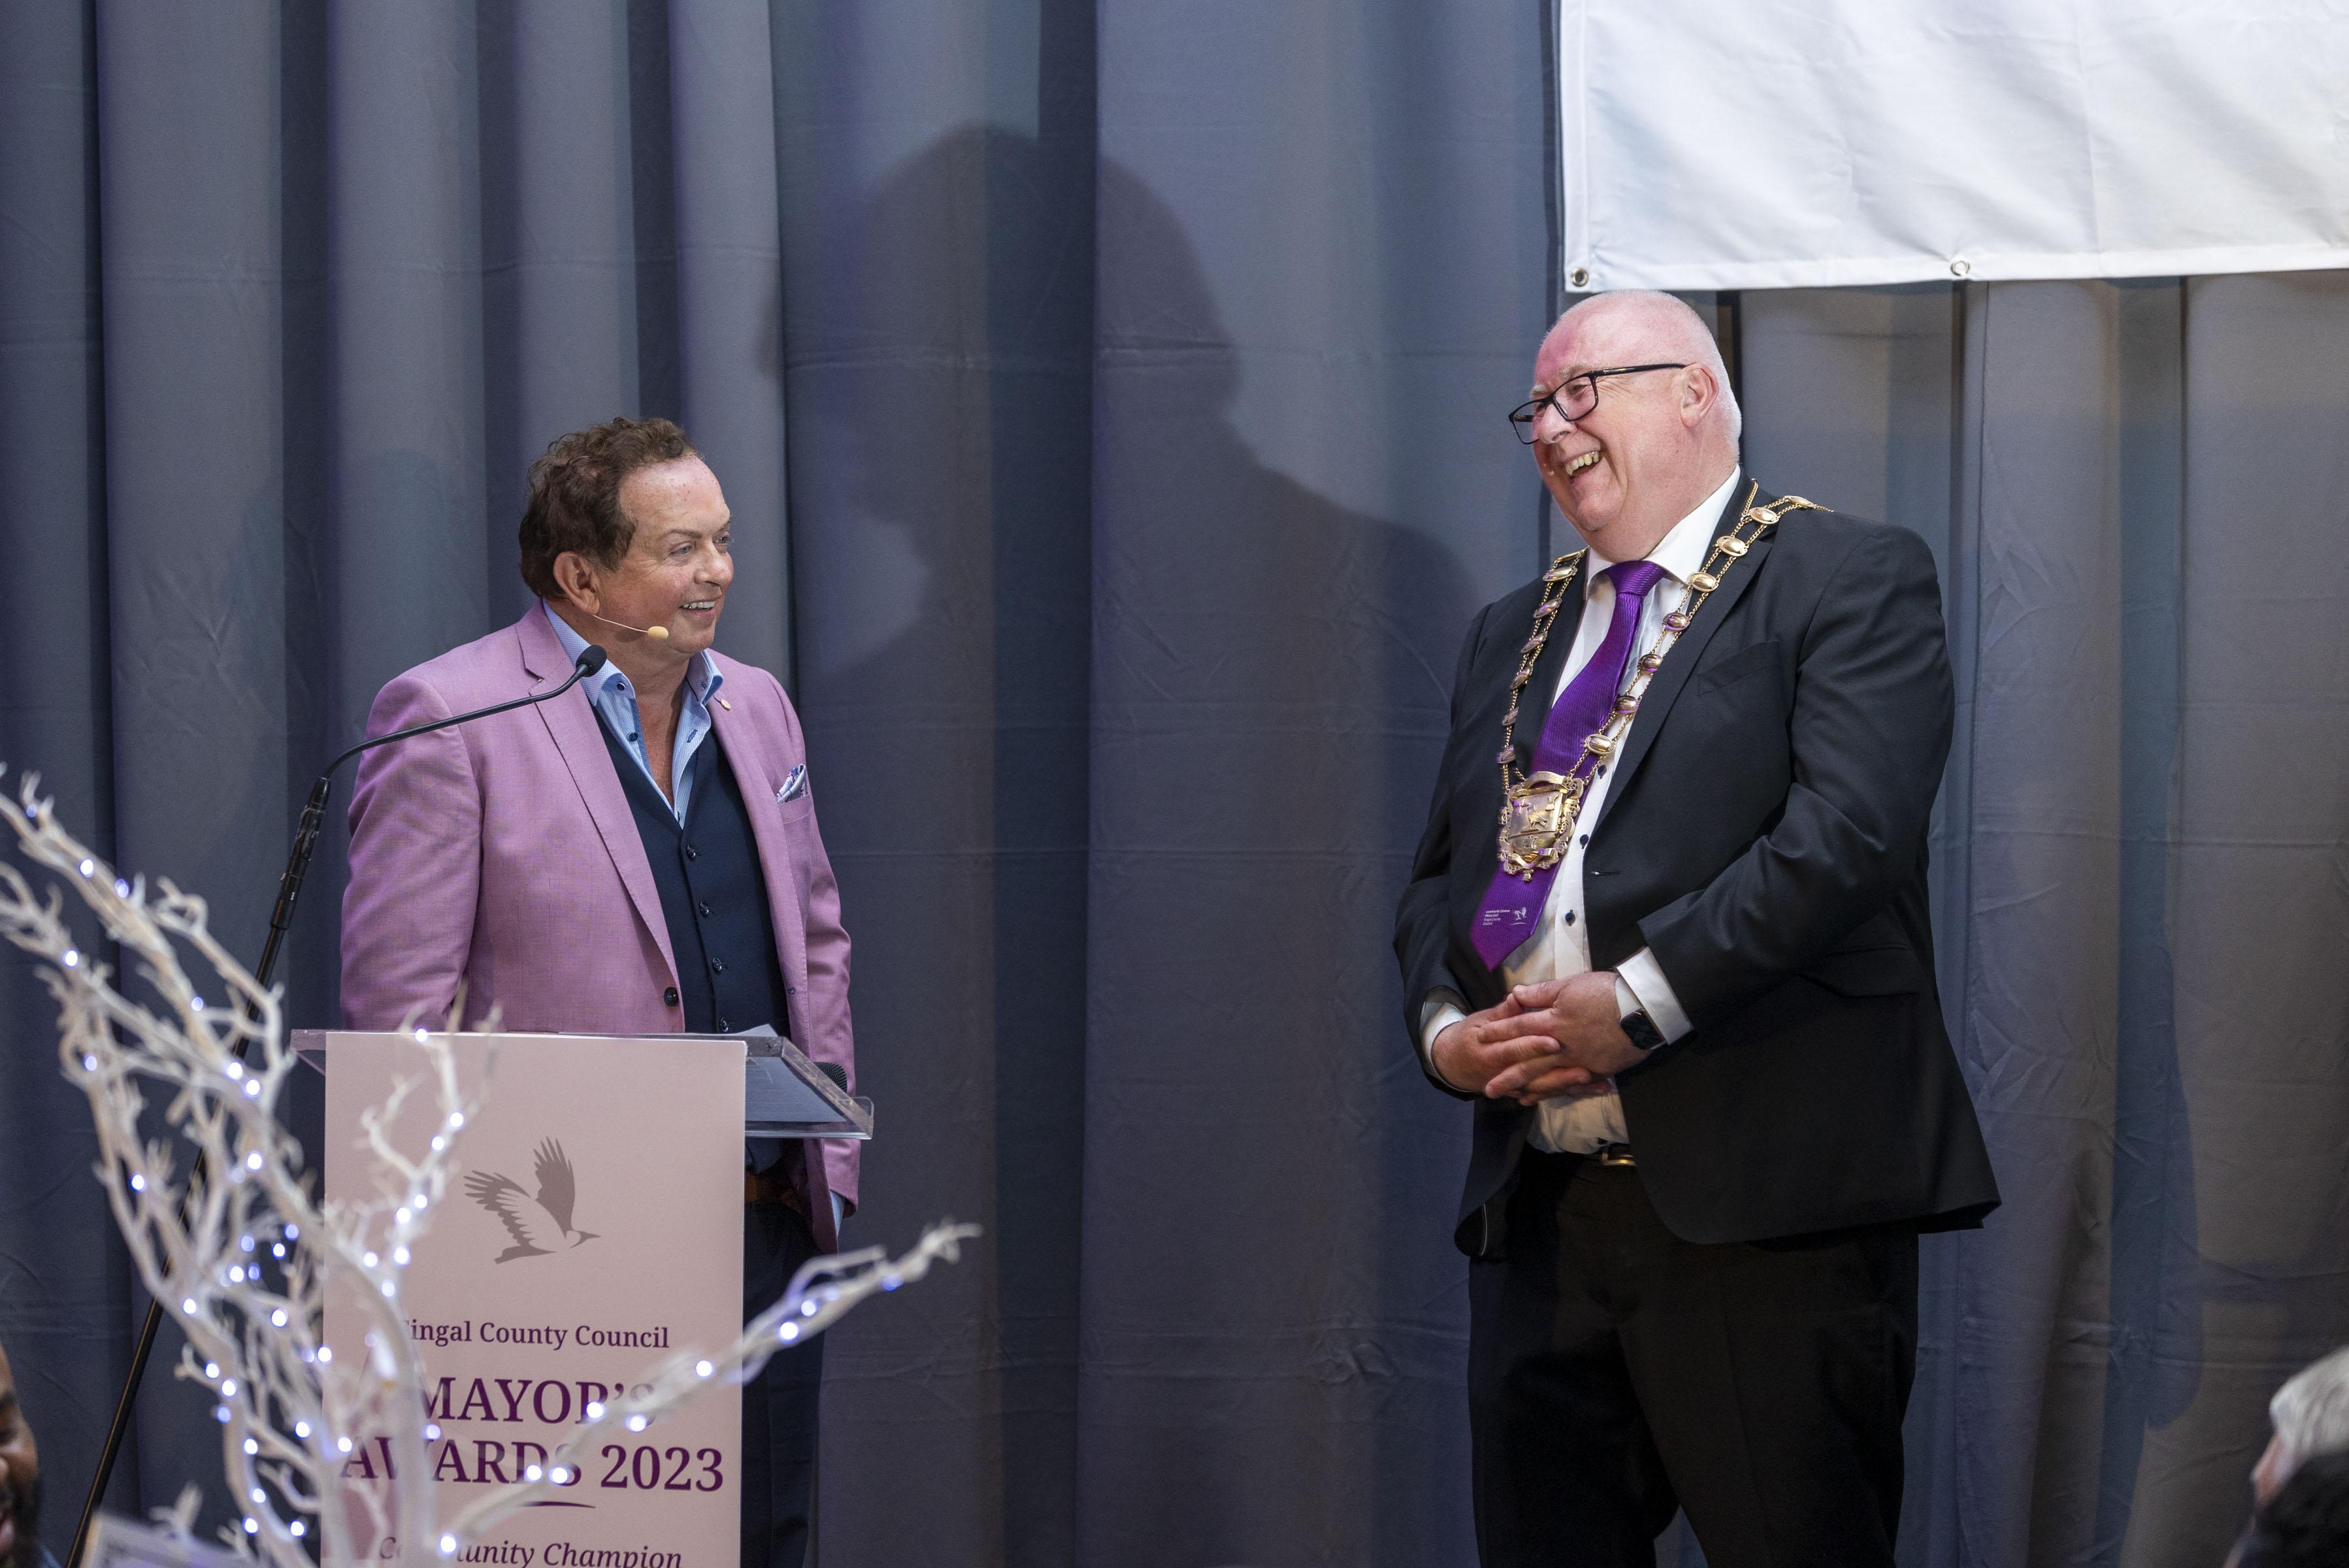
[2,5,2344,1568]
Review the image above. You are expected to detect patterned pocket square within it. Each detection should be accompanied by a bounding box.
[776,764,808,804]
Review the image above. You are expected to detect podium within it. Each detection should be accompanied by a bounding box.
[297,1030,867,1568]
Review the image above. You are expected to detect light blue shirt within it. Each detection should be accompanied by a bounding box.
[541,601,724,825]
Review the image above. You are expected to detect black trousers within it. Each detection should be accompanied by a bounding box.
[1468,1151,1918,1568]
[742,1200,825,1568]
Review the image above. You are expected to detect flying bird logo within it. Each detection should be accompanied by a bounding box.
[464,1139,602,1263]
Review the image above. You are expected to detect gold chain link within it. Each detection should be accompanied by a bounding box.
[1494,481,1828,866]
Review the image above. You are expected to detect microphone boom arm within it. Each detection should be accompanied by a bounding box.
[251,651,606,994]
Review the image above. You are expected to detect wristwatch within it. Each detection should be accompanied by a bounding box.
[1620,1006,1665,1052]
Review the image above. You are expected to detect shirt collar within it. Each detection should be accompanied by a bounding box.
[540,600,723,706]
[1583,465,1743,589]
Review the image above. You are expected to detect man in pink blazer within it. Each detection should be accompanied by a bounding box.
[340,416,853,1568]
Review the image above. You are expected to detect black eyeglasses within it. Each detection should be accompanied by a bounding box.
[1507,363,1688,443]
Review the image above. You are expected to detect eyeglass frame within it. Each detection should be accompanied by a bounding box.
[1507,363,1688,444]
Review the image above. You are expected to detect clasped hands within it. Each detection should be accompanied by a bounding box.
[1431,971,1645,1104]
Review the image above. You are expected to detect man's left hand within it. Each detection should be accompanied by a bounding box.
[1474,972,1645,1104]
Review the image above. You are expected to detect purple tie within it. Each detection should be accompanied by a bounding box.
[1471,559,1669,970]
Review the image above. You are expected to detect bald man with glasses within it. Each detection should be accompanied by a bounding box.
[1396,291,1997,1567]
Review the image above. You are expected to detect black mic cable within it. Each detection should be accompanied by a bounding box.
[65,641,608,1568]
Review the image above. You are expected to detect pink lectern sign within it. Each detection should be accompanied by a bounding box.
[321,1032,746,1568]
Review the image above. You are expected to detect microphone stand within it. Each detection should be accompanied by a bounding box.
[65,645,609,1568]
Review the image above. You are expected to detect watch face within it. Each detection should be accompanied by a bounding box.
[1622,1010,1664,1051]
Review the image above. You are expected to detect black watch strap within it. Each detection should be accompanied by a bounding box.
[1620,1007,1665,1052]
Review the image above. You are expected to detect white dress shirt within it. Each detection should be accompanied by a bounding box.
[1420,468,1737,1152]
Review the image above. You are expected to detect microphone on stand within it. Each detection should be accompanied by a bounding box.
[250,642,609,990]
[65,641,609,1568]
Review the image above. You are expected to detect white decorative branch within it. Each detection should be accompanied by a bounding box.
[0,767,974,1568]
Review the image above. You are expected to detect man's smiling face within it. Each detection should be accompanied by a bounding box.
[0,1341,41,1568]
[1526,304,1707,555]
[595,454,735,659]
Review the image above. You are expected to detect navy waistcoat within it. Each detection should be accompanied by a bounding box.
[593,711,793,1037]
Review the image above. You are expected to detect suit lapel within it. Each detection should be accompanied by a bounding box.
[517,612,679,987]
[1592,483,1774,829]
[706,671,811,997]
[1513,562,1596,775]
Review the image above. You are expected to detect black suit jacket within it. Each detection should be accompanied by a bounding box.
[1396,483,1999,1254]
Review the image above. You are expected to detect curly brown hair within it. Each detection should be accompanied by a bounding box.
[517,416,698,599]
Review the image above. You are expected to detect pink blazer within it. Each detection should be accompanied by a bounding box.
[340,609,857,1245]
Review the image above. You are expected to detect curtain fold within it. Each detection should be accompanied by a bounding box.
[1,6,2343,1566]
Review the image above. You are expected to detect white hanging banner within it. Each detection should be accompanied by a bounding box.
[1558,0,2349,291]
[321,1032,746,1568]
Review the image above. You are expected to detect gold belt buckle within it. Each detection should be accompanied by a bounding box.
[1594,1142,1636,1168]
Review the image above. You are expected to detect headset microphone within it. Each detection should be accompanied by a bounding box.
[589,612,668,642]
